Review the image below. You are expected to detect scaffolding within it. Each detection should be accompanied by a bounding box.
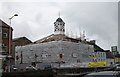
[15,41,94,68]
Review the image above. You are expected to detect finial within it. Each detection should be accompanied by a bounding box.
[58,11,60,17]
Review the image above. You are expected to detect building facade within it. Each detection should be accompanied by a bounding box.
[106,50,115,66]
[0,19,13,56]
[111,46,120,64]
[94,51,106,62]
[15,17,95,69]
[0,19,13,71]
[111,46,119,55]
[88,40,107,63]
[114,54,120,64]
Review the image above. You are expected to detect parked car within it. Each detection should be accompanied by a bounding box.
[11,65,17,71]
[115,64,120,70]
[26,65,37,71]
[83,71,120,77]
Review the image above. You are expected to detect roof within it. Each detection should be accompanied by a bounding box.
[0,19,13,30]
[13,36,32,42]
[13,36,30,41]
[56,17,63,22]
[34,34,104,52]
[13,36,32,46]
[0,19,9,27]
[87,41,105,52]
[34,34,81,44]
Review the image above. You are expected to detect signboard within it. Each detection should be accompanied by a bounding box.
[111,46,117,51]
[88,61,107,67]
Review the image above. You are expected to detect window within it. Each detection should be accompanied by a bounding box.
[77,59,80,63]
[63,29,65,31]
[2,43,7,51]
[102,53,105,57]
[59,54,63,59]
[55,26,58,31]
[60,28,62,31]
[102,53,104,57]
[98,53,100,57]
[3,33,8,38]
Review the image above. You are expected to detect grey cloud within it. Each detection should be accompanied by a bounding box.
[13,21,32,38]
[61,2,118,50]
[1,2,118,50]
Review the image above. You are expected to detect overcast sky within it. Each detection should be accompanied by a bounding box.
[0,0,118,50]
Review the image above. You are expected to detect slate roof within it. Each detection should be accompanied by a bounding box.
[13,36,32,46]
[87,41,105,52]
[56,17,63,22]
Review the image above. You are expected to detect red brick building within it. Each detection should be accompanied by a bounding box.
[0,19,13,57]
[0,19,13,71]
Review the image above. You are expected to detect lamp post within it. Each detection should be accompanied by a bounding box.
[8,14,18,72]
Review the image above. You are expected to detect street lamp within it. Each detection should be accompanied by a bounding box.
[9,14,18,25]
[8,14,18,72]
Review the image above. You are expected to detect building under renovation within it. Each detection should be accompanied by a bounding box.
[15,17,95,69]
